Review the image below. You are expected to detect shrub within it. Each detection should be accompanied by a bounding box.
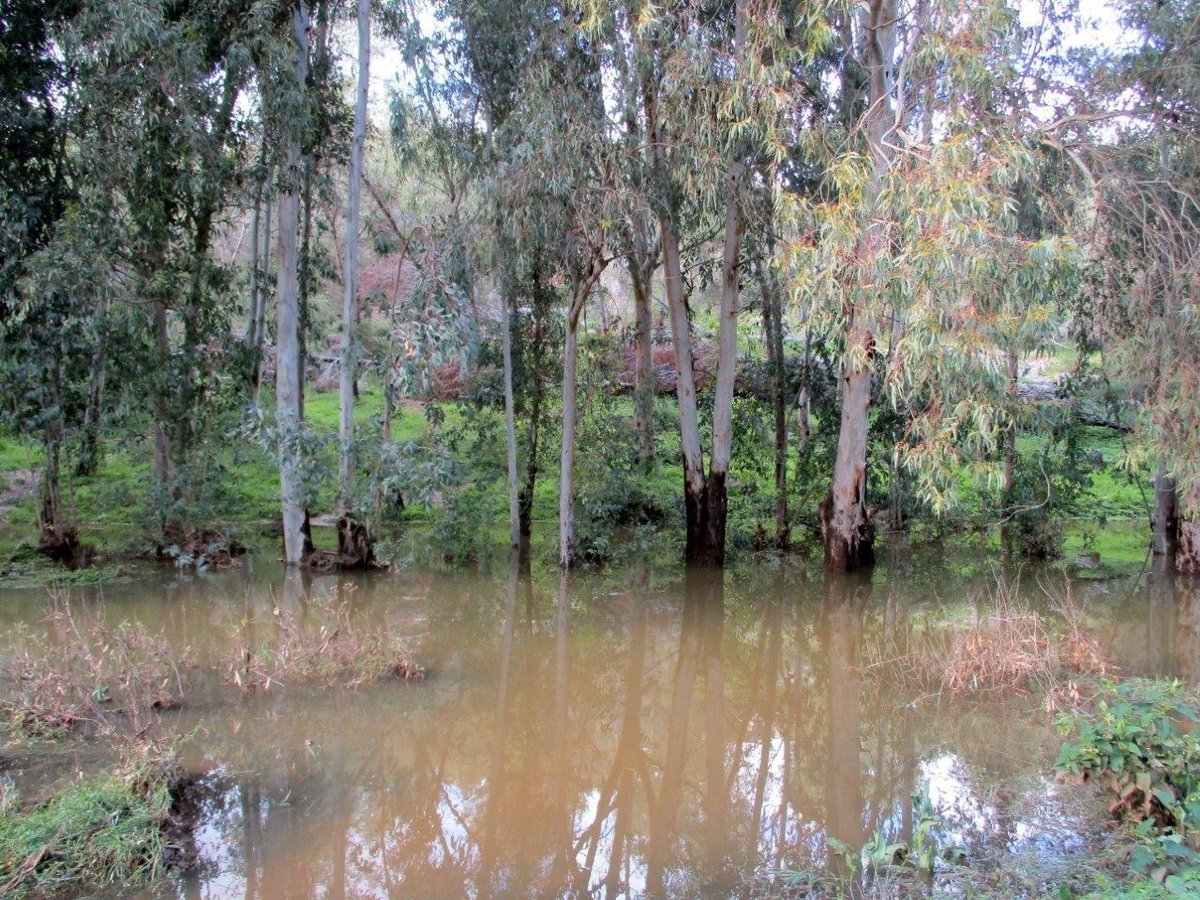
[228,597,424,690]
[1056,679,1200,881]
[0,600,186,735]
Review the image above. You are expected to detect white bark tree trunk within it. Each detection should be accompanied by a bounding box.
[659,221,708,552]
[558,258,606,568]
[630,259,655,470]
[704,178,742,565]
[823,0,898,571]
[502,287,521,548]
[338,0,369,518]
[251,190,271,408]
[276,1,310,566]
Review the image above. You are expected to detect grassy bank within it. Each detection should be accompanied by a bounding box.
[0,747,184,896]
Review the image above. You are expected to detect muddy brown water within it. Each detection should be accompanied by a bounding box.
[0,547,1195,898]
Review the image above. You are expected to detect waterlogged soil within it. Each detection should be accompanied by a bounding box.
[0,546,1196,899]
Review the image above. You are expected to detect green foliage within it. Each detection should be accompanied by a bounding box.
[1008,420,1098,560]
[427,403,508,565]
[1081,866,1200,899]
[1056,680,1200,881]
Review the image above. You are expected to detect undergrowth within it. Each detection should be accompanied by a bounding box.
[1056,679,1200,891]
[862,577,1113,700]
[0,599,187,735]
[0,745,183,896]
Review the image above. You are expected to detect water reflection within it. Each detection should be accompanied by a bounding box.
[0,557,1191,898]
[181,569,983,898]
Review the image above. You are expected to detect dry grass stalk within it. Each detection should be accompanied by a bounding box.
[1044,578,1117,678]
[864,575,1114,702]
[0,596,187,735]
[228,599,425,691]
[938,607,1056,696]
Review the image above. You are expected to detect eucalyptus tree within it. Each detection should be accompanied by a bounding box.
[337,0,371,560]
[273,0,315,565]
[782,0,1076,569]
[808,0,902,570]
[628,0,801,566]
[432,0,564,554]
[0,0,81,553]
[609,3,659,471]
[3,0,262,547]
[1081,0,1200,572]
[491,3,621,567]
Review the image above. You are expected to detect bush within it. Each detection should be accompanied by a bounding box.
[1056,679,1200,881]
[0,601,187,736]
[228,594,424,690]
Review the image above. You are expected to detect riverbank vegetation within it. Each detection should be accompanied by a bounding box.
[0,746,186,896]
[0,0,1196,577]
[4,0,1200,896]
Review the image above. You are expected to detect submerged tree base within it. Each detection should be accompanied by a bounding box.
[156,529,246,570]
[36,526,91,568]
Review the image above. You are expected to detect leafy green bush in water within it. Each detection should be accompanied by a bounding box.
[0,753,179,895]
[1056,679,1200,885]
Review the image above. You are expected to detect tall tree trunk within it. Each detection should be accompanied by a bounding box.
[824,334,875,570]
[1002,348,1019,498]
[702,185,742,567]
[659,219,709,563]
[758,260,788,548]
[297,4,328,422]
[247,159,263,350]
[614,28,656,474]
[276,1,310,566]
[338,0,369,523]
[822,0,897,571]
[38,352,76,558]
[180,72,240,470]
[648,0,745,567]
[251,190,272,408]
[152,296,179,538]
[1000,346,1020,551]
[502,286,521,548]
[559,300,582,569]
[630,258,655,471]
[76,291,111,478]
[519,366,542,555]
[247,201,262,347]
[558,260,605,568]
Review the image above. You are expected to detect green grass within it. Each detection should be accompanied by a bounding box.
[0,757,177,895]
[0,435,41,472]
[0,377,1158,570]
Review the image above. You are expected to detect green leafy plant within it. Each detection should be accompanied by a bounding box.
[1056,679,1200,881]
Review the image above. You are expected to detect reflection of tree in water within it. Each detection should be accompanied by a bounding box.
[169,564,1117,899]
[820,573,868,884]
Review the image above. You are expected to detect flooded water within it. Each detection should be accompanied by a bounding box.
[0,545,1196,898]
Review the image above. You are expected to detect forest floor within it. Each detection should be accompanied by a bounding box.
[0,377,1153,584]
